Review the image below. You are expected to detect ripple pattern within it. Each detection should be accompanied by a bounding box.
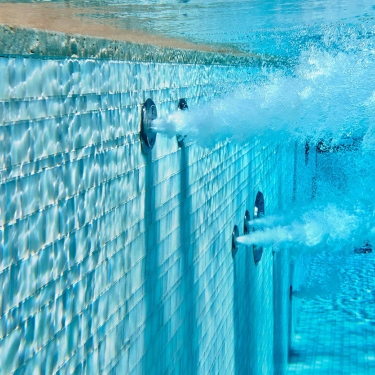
[0,54,294,374]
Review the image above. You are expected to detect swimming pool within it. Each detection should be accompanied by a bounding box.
[1,1,375,374]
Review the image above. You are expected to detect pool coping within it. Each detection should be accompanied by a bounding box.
[0,23,264,66]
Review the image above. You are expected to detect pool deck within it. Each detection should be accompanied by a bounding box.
[287,251,375,375]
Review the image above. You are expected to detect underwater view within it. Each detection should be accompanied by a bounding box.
[1,0,375,374]
[153,5,375,372]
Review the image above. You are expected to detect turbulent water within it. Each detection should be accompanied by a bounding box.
[154,23,375,258]
[154,26,375,147]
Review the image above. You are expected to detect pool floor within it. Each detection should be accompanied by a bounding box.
[287,251,375,374]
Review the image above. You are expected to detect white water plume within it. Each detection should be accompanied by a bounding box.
[153,26,375,148]
[153,25,375,255]
[236,204,373,251]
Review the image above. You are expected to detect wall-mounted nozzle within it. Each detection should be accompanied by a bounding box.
[177,98,188,147]
[253,191,265,264]
[141,98,157,154]
[178,98,188,110]
[232,225,239,258]
[254,191,265,218]
[354,240,372,254]
[244,210,251,235]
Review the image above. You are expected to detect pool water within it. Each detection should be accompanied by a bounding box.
[144,2,375,373]
[2,1,375,374]
[287,251,375,374]
[1,0,375,56]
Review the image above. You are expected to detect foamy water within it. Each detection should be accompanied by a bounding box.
[153,44,375,147]
[152,24,375,255]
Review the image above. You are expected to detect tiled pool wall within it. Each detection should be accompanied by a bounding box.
[0,26,308,375]
[289,142,319,354]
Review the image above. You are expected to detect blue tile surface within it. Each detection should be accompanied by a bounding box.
[0,51,295,374]
[288,251,375,375]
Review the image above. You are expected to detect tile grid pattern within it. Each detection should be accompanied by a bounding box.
[287,252,375,375]
[0,54,295,374]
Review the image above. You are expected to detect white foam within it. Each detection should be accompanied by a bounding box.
[153,27,375,148]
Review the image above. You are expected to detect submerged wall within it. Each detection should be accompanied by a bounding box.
[0,26,301,375]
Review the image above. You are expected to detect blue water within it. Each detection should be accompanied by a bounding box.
[287,250,375,374]
[149,4,375,373]
[153,20,375,252]
[2,0,375,57]
[4,3,375,247]
[2,1,375,374]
